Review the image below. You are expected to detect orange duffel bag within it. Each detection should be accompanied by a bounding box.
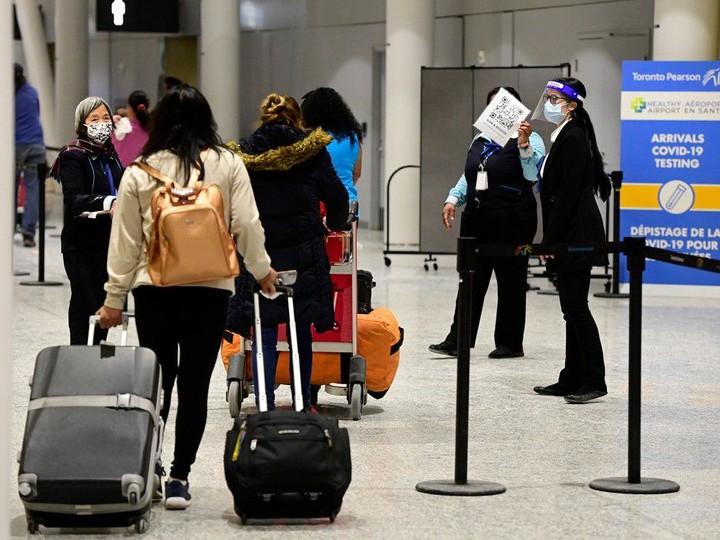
[275,307,403,398]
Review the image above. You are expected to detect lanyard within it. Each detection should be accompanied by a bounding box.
[477,140,502,170]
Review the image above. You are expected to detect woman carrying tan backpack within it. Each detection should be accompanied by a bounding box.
[96,85,276,510]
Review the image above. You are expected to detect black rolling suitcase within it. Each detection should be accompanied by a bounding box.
[224,283,352,524]
[17,315,163,534]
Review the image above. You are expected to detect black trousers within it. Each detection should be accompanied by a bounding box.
[446,203,536,350]
[555,268,607,393]
[133,285,230,480]
[63,249,109,345]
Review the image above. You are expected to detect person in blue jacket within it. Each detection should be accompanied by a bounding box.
[14,63,46,248]
[301,87,363,205]
[429,86,545,359]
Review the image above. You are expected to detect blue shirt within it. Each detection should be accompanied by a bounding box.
[326,133,359,203]
[15,83,44,145]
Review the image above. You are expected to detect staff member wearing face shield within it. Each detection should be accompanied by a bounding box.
[48,97,123,345]
[519,77,611,403]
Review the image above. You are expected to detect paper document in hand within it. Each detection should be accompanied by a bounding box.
[473,88,531,146]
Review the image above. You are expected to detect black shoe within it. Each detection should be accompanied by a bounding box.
[488,346,524,359]
[429,340,457,357]
[22,234,35,248]
[533,383,575,396]
[564,390,607,404]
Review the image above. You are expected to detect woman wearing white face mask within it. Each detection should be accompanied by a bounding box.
[48,96,123,345]
[519,77,611,404]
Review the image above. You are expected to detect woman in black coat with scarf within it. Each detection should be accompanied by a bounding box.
[227,93,349,411]
[520,77,611,404]
[49,96,123,345]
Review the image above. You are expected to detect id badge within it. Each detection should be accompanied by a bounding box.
[476,170,489,191]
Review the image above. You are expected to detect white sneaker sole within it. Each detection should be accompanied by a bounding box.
[164,496,191,510]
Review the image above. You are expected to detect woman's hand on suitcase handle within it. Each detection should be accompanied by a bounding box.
[258,268,278,297]
[442,203,455,230]
[96,305,123,329]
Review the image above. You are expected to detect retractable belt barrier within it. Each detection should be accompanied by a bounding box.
[417,236,718,497]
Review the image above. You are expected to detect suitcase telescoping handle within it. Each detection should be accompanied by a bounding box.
[252,281,303,413]
[87,313,130,346]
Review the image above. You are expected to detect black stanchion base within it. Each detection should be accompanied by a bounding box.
[594,292,630,299]
[19,281,63,287]
[416,479,506,496]
[589,477,679,494]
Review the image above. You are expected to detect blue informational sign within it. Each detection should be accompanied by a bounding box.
[620,61,720,288]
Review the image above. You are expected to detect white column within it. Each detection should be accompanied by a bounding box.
[384,0,434,247]
[55,0,89,144]
[15,0,56,146]
[0,0,13,536]
[654,0,719,60]
[200,0,240,140]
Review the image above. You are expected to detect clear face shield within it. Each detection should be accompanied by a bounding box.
[531,80,584,123]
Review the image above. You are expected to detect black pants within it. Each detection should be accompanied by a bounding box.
[133,285,230,480]
[555,268,606,393]
[446,203,536,350]
[63,249,109,345]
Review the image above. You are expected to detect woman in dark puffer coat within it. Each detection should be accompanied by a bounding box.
[226,93,349,411]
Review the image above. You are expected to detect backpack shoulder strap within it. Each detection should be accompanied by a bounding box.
[130,161,174,190]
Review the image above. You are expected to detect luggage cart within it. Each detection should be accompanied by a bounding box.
[227,203,367,420]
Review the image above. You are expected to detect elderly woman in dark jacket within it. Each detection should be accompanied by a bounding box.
[227,93,349,411]
[49,96,123,345]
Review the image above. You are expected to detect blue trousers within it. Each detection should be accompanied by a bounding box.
[252,323,313,411]
[15,144,46,237]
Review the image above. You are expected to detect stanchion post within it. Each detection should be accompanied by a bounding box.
[20,163,62,287]
[590,236,679,494]
[416,237,505,496]
[595,171,629,299]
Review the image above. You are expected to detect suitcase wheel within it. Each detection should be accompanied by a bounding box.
[329,512,336,523]
[135,517,148,534]
[349,383,363,421]
[241,514,248,525]
[27,519,39,535]
[228,380,242,418]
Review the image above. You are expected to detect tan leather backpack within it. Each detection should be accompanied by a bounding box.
[132,156,239,287]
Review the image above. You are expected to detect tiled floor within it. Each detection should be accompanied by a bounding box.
[9,195,720,537]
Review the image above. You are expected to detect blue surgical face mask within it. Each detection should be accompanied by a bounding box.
[543,101,567,124]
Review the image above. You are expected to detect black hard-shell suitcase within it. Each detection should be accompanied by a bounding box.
[224,284,352,523]
[17,316,162,534]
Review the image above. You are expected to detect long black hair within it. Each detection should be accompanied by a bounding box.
[141,84,223,184]
[552,77,610,201]
[14,63,26,94]
[128,90,151,130]
[301,87,363,143]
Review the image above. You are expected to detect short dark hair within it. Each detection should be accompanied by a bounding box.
[164,76,182,89]
[486,86,521,105]
[301,87,363,142]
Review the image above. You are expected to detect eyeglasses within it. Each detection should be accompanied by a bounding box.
[542,94,568,105]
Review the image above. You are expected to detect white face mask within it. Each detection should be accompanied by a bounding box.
[85,122,113,144]
[543,102,567,124]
